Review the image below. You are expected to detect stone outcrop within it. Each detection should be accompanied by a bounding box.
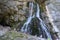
[0,0,28,29]
[48,0,60,39]
[49,0,60,31]
[0,25,11,36]
[0,0,60,40]
[0,31,46,40]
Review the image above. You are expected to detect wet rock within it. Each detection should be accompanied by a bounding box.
[29,18,40,36]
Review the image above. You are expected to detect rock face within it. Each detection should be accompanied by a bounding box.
[0,0,60,40]
[0,0,47,29]
[44,0,60,38]
[49,0,60,31]
[0,0,29,29]
[0,25,11,36]
[0,31,46,40]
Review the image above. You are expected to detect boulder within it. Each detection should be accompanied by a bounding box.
[0,31,46,40]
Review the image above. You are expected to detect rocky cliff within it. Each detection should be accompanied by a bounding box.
[0,0,48,40]
[0,0,60,40]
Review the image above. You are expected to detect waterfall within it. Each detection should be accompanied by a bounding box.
[36,4,52,40]
[21,2,34,33]
[20,2,52,40]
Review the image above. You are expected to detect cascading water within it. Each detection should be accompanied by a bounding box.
[20,2,52,40]
[21,2,34,33]
[36,4,52,40]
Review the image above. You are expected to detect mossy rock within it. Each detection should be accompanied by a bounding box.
[0,31,28,40]
[0,0,28,29]
[0,31,46,40]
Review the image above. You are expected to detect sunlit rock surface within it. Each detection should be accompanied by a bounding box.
[45,0,60,39]
[46,0,60,31]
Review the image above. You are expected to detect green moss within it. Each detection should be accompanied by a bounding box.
[0,31,29,40]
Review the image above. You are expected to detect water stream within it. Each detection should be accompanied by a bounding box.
[21,2,34,33]
[36,4,52,40]
[20,2,52,40]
